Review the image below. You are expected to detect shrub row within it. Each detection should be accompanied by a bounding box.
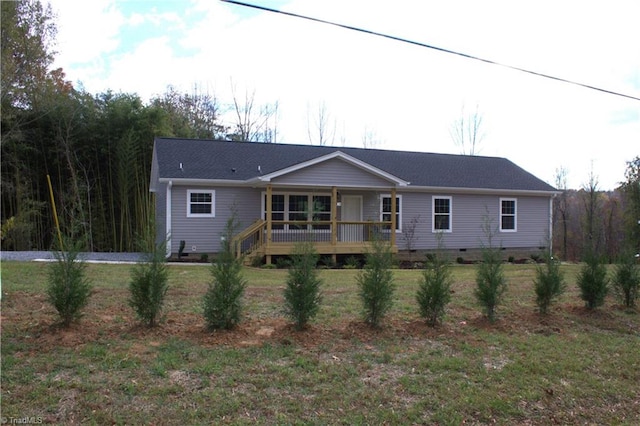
[46,241,639,330]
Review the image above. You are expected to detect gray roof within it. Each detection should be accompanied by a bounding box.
[153,137,556,192]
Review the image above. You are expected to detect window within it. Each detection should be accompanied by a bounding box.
[312,195,331,230]
[187,190,215,217]
[264,194,285,230]
[380,195,402,231]
[289,195,308,230]
[262,192,332,231]
[432,196,452,232]
[500,198,517,231]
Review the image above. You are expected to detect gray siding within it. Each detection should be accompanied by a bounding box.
[154,182,167,246]
[272,158,394,187]
[163,184,551,254]
[169,186,261,254]
[398,193,551,250]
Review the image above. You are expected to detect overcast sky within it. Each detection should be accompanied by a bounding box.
[49,0,639,190]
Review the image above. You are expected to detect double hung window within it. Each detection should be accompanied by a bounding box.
[380,195,402,231]
[500,198,517,231]
[187,190,215,217]
[432,196,452,232]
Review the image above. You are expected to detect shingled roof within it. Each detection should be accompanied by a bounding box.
[152,137,556,192]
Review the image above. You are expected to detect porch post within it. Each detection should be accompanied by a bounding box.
[266,184,273,265]
[390,187,397,249]
[331,186,338,263]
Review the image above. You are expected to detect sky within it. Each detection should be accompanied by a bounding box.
[48,0,639,190]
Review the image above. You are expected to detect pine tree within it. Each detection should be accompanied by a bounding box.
[357,237,395,327]
[283,240,322,330]
[46,239,92,327]
[203,211,246,330]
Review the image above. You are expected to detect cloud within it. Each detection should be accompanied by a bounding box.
[47,0,639,190]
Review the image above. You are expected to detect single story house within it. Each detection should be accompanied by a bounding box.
[150,137,558,263]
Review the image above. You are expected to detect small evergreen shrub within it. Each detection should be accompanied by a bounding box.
[46,241,92,327]
[129,241,169,327]
[577,253,609,309]
[533,253,566,314]
[203,213,247,330]
[474,218,507,323]
[475,246,507,322]
[416,250,452,326]
[357,237,396,327]
[612,251,639,308]
[283,240,323,330]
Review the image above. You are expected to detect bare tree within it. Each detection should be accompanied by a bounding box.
[229,82,279,142]
[361,125,381,149]
[553,166,569,260]
[582,164,602,256]
[306,101,335,146]
[449,104,484,155]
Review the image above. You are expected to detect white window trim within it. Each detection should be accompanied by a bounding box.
[380,194,402,233]
[500,197,517,232]
[261,191,332,232]
[187,189,215,218]
[432,195,453,233]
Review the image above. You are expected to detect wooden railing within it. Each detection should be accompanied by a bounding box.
[232,220,393,258]
[232,219,265,258]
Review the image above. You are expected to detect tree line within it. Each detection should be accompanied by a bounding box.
[552,161,640,262]
[2,0,639,257]
[1,0,277,252]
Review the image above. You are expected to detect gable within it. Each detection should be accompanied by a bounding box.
[270,157,396,188]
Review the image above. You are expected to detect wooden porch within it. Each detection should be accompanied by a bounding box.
[231,185,398,264]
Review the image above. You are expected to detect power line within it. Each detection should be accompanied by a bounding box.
[221,0,640,102]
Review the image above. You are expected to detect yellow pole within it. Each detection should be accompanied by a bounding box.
[47,174,64,250]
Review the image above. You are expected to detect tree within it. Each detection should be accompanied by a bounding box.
[449,104,484,156]
[361,125,381,149]
[474,216,507,323]
[533,252,566,314]
[416,233,452,326]
[150,85,226,139]
[619,156,640,253]
[203,209,247,330]
[306,100,335,146]
[46,238,92,327]
[1,0,68,250]
[581,165,603,256]
[553,166,570,260]
[129,239,169,327]
[357,236,396,327]
[576,253,609,309]
[611,250,639,309]
[283,240,323,330]
[229,83,279,142]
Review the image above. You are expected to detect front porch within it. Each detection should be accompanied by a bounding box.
[232,186,398,264]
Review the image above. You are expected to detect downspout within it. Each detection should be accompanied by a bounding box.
[549,195,554,257]
[166,180,172,258]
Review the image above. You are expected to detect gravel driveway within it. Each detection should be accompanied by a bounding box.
[0,251,145,263]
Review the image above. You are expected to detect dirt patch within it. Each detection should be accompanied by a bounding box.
[2,288,638,356]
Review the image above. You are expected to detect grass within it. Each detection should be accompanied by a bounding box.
[1,261,639,424]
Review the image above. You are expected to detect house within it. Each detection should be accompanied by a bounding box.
[150,137,558,263]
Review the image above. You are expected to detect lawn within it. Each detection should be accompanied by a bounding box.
[1,261,639,425]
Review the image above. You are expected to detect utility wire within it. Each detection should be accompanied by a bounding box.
[221,0,640,102]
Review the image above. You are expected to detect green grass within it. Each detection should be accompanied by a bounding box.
[1,261,639,424]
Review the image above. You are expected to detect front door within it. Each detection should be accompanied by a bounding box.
[340,195,363,242]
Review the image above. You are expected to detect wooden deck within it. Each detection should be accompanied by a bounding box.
[232,220,397,264]
[231,185,398,264]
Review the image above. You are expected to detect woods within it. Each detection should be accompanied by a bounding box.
[1,0,639,257]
